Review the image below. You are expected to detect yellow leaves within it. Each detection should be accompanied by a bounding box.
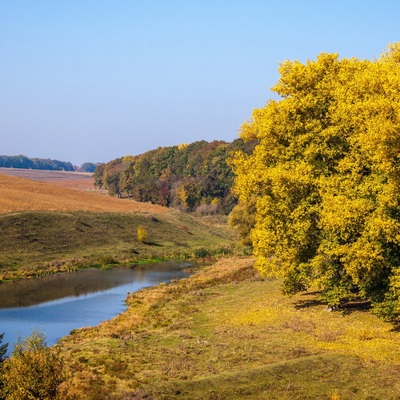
[380,41,400,63]
[273,53,339,99]
[137,225,148,243]
[320,194,373,242]
[1,331,65,399]
[177,143,189,150]
[343,240,385,284]
[230,43,400,317]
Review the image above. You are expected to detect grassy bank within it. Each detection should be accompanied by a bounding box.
[0,210,235,280]
[59,257,400,399]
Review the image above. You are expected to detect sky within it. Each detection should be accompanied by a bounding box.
[1,1,400,166]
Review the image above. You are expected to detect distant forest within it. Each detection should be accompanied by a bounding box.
[0,155,97,172]
[94,139,256,214]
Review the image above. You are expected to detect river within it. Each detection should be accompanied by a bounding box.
[0,261,191,354]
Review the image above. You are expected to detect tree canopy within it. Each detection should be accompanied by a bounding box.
[95,139,256,214]
[230,43,400,320]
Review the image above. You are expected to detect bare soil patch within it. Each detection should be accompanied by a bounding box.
[0,174,168,214]
[0,168,95,191]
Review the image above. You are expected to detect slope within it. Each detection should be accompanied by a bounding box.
[0,174,167,214]
[0,175,235,275]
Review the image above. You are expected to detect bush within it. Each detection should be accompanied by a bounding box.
[192,247,210,258]
[137,225,148,243]
[1,330,64,399]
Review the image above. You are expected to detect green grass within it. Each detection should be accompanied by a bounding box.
[0,210,236,280]
[58,257,400,399]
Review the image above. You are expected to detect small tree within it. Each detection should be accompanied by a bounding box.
[1,330,64,399]
[137,225,148,243]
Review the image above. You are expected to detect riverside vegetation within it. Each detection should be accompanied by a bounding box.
[2,44,400,399]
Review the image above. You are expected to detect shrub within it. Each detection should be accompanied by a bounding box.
[193,247,210,258]
[1,330,64,399]
[137,225,148,243]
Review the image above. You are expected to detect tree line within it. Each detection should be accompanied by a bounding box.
[94,139,256,214]
[0,155,98,172]
[230,43,400,320]
[0,155,74,171]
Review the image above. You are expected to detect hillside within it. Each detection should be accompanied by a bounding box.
[0,173,167,214]
[0,174,235,275]
[0,167,95,191]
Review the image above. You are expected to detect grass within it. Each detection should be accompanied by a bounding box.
[58,257,400,399]
[0,210,235,279]
[0,174,236,279]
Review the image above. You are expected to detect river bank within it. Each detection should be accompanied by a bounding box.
[58,256,400,399]
[0,210,236,282]
[0,261,193,355]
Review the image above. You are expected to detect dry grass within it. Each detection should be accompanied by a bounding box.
[43,178,96,191]
[0,173,235,272]
[59,257,400,399]
[0,174,167,214]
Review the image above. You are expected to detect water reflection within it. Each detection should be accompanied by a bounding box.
[0,261,191,351]
[0,262,189,308]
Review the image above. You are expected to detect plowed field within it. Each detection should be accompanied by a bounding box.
[0,167,95,190]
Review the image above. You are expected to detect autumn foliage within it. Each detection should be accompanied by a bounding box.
[94,139,256,214]
[230,43,400,320]
[1,331,64,399]
[137,225,148,243]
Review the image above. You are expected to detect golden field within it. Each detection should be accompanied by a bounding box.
[0,173,168,214]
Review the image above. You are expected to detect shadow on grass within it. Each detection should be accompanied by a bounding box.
[295,291,323,310]
[294,293,371,316]
[339,300,371,316]
[295,299,323,309]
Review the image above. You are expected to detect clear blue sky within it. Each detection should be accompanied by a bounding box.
[1,1,400,165]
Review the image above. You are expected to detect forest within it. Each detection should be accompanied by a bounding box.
[93,139,256,214]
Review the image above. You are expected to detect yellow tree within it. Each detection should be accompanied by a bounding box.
[231,44,400,318]
[1,330,64,399]
[137,225,148,243]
